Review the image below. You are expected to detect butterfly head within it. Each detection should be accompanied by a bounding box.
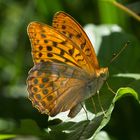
[96,67,109,81]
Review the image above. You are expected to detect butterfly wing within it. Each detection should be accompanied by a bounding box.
[27,61,89,117]
[52,11,99,70]
[27,22,94,74]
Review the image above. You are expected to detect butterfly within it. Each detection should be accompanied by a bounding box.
[27,11,108,118]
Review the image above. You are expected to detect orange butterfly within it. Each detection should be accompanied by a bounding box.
[27,11,108,118]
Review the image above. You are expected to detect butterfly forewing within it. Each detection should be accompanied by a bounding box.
[27,22,93,74]
[53,11,99,70]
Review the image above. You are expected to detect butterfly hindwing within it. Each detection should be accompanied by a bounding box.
[27,61,89,117]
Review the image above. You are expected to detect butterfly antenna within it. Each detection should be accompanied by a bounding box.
[108,41,130,66]
[97,91,107,117]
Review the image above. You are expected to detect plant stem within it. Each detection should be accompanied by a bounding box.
[109,0,140,22]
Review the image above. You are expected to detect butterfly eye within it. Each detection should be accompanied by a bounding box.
[100,73,106,78]
[100,72,108,80]
[99,67,109,80]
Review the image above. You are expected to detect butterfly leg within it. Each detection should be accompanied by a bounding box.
[68,103,89,120]
[97,90,107,117]
[90,97,97,114]
[80,103,89,120]
[106,81,116,95]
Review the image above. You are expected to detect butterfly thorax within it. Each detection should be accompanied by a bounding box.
[86,67,108,99]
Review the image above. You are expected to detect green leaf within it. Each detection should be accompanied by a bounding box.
[0,134,16,140]
[47,87,139,140]
[94,131,111,140]
[14,119,43,136]
[115,87,139,102]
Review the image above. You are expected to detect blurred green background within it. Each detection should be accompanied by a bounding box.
[0,0,140,140]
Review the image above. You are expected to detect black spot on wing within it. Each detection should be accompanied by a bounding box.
[47,46,52,51]
[60,50,65,56]
[80,40,86,49]
[41,33,46,38]
[62,25,66,29]
[39,45,43,50]
[68,48,74,55]
[34,79,38,84]
[36,94,41,100]
[43,89,48,94]
[53,41,57,47]
[76,33,82,38]
[47,95,53,101]
[39,53,43,57]
[47,53,53,57]
[44,40,48,43]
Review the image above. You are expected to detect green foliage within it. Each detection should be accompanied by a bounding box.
[0,0,140,140]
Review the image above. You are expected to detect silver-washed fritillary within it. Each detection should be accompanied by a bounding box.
[27,11,108,117]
